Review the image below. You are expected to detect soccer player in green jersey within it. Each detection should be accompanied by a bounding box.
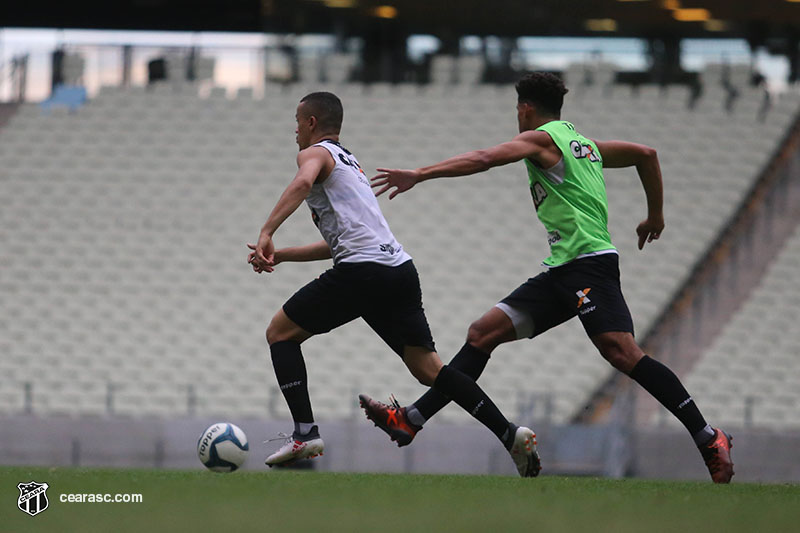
[359,72,733,483]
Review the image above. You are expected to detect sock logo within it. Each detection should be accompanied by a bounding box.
[576,288,592,307]
[471,400,485,416]
[677,397,694,410]
[280,380,303,391]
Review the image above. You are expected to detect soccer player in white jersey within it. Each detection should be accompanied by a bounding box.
[248,92,540,476]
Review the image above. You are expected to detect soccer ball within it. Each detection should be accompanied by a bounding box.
[197,422,249,473]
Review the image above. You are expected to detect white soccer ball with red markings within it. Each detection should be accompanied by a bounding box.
[197,422,249,473]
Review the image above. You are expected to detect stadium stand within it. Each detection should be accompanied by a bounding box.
[1,65,798,428]
[657,224,800,430]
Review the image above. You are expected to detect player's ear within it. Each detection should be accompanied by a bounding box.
[521,101,535,115]
[308,115,318,131]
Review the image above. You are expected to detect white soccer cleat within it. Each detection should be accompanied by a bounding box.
[509,426,542,478]
[265,427,325,468]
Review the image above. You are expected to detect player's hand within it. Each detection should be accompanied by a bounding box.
[636,216,664,250]
[247,234,276,273]
[371,168,421,199]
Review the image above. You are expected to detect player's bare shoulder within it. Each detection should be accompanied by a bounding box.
[517,129,558,147]
[297,144,333,167]
[297,144,336,183]
[515,129,561,167]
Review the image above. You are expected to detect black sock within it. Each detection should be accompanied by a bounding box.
[433,365,515,449]
[270,340,314,425]
[629,355,708,439]
[414,343,491,420]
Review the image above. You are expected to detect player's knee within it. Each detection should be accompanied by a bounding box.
[466,320,496,352]
[266,316,292,345]
[265,323,280,345]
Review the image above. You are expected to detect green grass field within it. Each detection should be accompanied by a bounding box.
[2,466,799,533]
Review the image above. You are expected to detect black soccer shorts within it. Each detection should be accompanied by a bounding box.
[282,259,436,356]
[498,253,635,339]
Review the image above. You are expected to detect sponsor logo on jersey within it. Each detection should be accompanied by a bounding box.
[337,153,369,184]
[547,231,561,245]
[531,181,548,210]
[570,140,600,163]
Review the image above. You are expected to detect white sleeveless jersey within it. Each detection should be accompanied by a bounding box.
[306,140,411,266]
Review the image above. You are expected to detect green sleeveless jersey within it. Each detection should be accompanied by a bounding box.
[525,120,615,267]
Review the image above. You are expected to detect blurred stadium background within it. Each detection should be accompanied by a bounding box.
[1,0,800,482]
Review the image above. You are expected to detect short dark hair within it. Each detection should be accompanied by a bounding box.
[300,92,343,133]
[515,72,568,117]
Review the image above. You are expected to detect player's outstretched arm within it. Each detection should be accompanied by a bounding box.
[248,147,327,273]
[594,140,664,250]
[371,131,554,199]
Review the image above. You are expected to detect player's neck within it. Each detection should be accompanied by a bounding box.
[526,116,560,131]
[311,133,340,145]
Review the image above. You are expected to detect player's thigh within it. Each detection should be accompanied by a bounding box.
[361,260,436,357]
[465,306,518,350]
[497,271,577,340]
[364,305,436,357]
[281,266,362,336]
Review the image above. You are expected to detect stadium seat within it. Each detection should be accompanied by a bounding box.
[657,225,800,429]
[1,70,798,426]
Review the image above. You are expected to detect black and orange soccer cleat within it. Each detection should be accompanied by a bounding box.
[358,393,421,447]
[700,428,734,483]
